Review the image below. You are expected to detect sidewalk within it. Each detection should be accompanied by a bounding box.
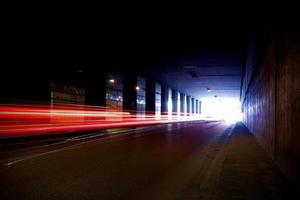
[215,122,298,200]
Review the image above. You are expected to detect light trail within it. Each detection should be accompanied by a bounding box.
[0,103,200,138]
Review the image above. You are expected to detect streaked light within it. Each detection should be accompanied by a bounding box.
[0,103,202,138]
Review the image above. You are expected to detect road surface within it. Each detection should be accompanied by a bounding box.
[0,121,296,199]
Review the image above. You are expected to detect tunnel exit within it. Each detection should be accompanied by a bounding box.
[201,98,242,123]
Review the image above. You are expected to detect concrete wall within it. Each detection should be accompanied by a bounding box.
[241,24,300,189]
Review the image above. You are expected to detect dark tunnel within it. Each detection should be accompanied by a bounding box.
[0,4,300,200]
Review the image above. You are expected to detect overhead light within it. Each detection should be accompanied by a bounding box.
[135,86,140,90]
[109,79,115,83]
[207,88,212,92]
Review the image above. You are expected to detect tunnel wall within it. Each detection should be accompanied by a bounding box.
[241,24,300,188]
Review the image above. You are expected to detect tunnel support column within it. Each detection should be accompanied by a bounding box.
[191,98,195,114]
[172,89,179,115]
[161,85,169,115]
[85,72,106,106]
[195,100,199,114]
[186,96,191,116]
[180,93,186,117]
[199,101,202,114]
[146,78,156,114]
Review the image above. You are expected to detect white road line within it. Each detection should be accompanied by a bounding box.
[3,126,156,166]
[3,122,214,166]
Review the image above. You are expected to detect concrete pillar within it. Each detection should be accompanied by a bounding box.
[195,100,199,114]
[191,98,195,114]
[123,72,137,111]
[172,89,178,114]
[161,85,169,113]
[180,93,186,115]
[199,101,202,114]
[186,96,191,115]
[27,79,51,102]
[146,78,156,113]
[85,72,106,106]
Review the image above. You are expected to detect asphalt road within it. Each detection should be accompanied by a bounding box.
[0,121,233,200]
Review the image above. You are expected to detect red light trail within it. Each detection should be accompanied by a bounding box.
[0,103,200,138]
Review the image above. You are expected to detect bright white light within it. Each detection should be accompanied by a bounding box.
[201,98,242,124]
[135,86,140,90]
[109,79,115,83]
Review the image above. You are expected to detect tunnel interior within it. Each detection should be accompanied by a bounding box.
[1,8,300,195]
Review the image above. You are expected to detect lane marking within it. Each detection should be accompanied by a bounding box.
[3,126,159,166]
[3,121,219,166]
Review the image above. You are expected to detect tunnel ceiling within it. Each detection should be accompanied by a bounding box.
[143,46,245,100]
[3,15,251,102]
[80,22,249,101]
[123,23,249,101]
